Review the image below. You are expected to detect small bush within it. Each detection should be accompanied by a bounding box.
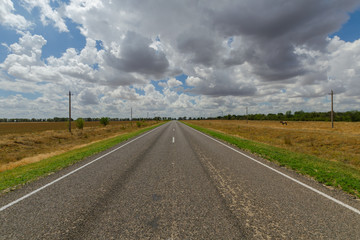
[136,121,141,128]
[100,117,110,126]
[76,118,84,129]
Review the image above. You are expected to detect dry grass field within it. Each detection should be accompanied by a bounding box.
[0,121,158,172]
[187,120,360,169]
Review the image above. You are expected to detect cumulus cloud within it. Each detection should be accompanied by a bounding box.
[1,0,360,118]
[208,0,359,80]
[159,78,182,89]
[104,31,169,78]
[0,0,31,30]
[78,88,99,105]
[186,76,202,87]
[0,32,46,81]
[187,70,257,97]
[167,78,182,88]
[176,27,222,67]
[22,0,68,32]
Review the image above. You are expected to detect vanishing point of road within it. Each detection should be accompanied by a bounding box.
[1,121,359,239]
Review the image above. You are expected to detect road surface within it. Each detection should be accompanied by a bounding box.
[1,121,359,239]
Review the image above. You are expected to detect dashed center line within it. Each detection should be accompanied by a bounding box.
[172,137,175,143]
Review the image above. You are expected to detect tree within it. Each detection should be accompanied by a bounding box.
[76,118,84,129]
[100,117,110,126]
[285,111,292,119]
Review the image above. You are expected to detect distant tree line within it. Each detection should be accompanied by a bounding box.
[205,110,360,122]
[2,111,360,122]
[0,116,174,122]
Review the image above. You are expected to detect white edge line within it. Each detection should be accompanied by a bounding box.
[186,124,360,216]
[0,125,163,212]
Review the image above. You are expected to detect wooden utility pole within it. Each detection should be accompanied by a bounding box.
[330,90,334,128]
[131,107,132,121]
[68,91,73,132]
[246,106,248,124]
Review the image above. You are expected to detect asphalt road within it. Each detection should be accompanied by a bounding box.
[1,121,360,239]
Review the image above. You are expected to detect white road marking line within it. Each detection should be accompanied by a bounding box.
[0,125,164,212]
[172,137,175,143]
[188,125,360,216]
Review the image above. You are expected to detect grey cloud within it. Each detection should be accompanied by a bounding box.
[99,70,145,87]
[68,0,360,86]
[223,47,251,67]
[300,72,327,85]
[248,41,306,80]
[177,28,220,66]
[201,85,256,97]
[189,70,257,97]
[210,0,358,45]
[141,98,168,111]
[105,31,169,78]
[78,89,99,105]
[207,0,360,81]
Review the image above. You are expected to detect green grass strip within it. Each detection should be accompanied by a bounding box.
[0,123,164,192]
[185,122,360,198]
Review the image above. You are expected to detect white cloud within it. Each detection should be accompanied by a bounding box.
[22,0,68,32]
[162,78,182,88]
[0,0,31,30]
[0,32,46,81]
[186,76,202,87]
[1,1,360,118]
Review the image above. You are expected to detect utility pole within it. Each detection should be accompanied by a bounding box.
[330,90,334,128]
[131,107,132,121]
[246,106,248,124]
[68,91,73,133]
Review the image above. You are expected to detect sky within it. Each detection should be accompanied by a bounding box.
[1,0,360,119]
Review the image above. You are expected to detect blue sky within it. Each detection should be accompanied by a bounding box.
[36,19,86,60]
[1,1,360,118]
[0,4,86,60]
[331,9,360,42]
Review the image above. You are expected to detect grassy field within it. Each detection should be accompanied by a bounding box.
[186,120,360,169]
[0,121,141,135]
[185,120,360,198]
[0,120,159,171]
[0,122,74,135]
